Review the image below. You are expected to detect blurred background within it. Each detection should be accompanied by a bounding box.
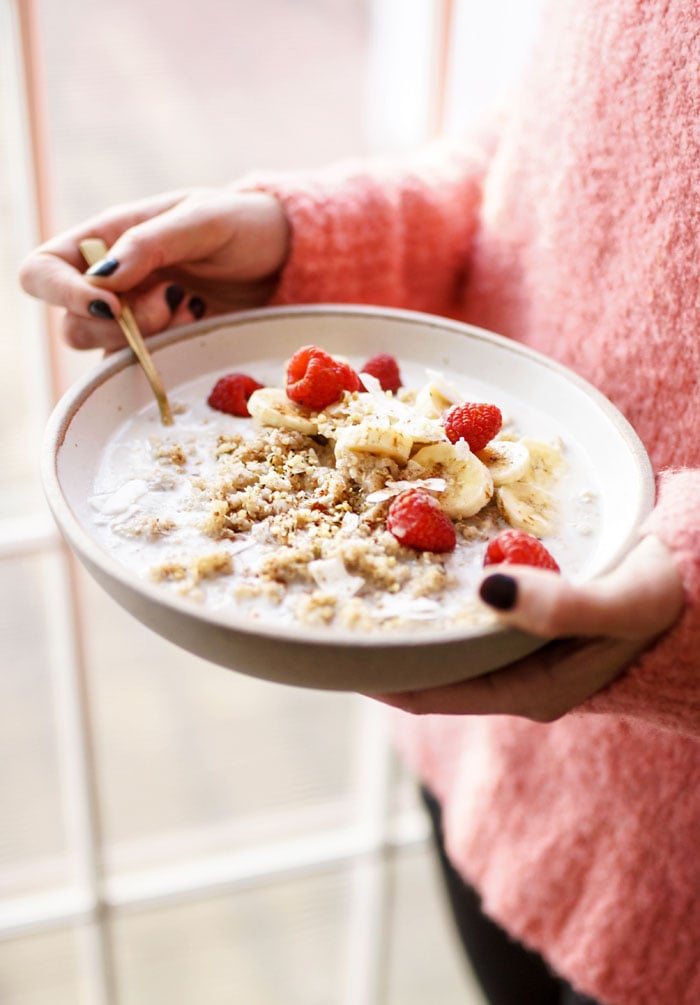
[0,1,542,1002]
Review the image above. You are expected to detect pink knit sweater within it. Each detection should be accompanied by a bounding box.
[247,2,700,1001]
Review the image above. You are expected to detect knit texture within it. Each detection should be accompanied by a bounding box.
[244,2,700,1001]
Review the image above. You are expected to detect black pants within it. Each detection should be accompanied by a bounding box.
[422,788,602,1005]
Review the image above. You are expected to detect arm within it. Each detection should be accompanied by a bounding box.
[246,135,492,316]
[18,133,495,351]
[580,469,700,736]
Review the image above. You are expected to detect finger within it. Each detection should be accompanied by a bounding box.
[18,190,188,317]
[61,280,208,350]
[62,307,139,352]
[179,294,208,324]
[61,285,168,351]
[152,285,207,328]
[128,282,208,331]
[479,536,683,642]
[125,281,185,336]
[62,313,127,353]
[19,251,124,323]
[371,635,643,720]
[80,189,237,293]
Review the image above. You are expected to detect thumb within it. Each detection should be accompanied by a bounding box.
[479,535,684,642]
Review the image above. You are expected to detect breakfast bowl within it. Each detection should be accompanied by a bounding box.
[41,305,655,692]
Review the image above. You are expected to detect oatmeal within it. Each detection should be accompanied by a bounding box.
[88,350,601,634]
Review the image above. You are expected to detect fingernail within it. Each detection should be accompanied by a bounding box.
[479,573,518,611]
[86,256,119,277]
[165,284,185,312]
[188,296,205,319]
[88,299,114,320]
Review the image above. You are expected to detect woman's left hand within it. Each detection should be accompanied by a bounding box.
[371,535,684,721]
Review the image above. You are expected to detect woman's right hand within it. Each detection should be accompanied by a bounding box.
[19,187,290,352]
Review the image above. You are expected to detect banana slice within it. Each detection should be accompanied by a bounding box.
[334,420,413,464]
[414,371,463,419]
[247,387,318,435]
[411,441,493,518]
[496,481,557,536]
[477,439,531,486]
[522,437,565,484]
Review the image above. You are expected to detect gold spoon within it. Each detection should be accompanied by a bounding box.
[79,237,174,426]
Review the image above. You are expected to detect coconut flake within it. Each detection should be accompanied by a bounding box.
[308,557,364,599]
[89,479,149,516]
[372,596,443,621]
[425,369,464,405]
[341,512,361,532]
[365,477,447,504]
[358,372,383,396]
[452,439,474,460]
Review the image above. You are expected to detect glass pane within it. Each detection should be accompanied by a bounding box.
[0,928,87,1005]
[0,229,44,518]
[0,4,47,520]
[0,553,70,898]
[76,525,359,871]
[37,0,370,230]
[385,844,486,1005]
[34,0,370,399]
[111,871,350,1005]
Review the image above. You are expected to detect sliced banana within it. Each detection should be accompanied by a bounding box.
[247,387,319,435]
[477,439,531,486]
[521,437,565,484]
[496,481,557,536]
[334,419,413,464]
[411,441,493,518]
[414,371,463,419]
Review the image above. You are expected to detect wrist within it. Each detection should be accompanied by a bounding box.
[230,188,291,282]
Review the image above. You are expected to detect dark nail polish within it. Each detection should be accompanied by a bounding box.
[86,256,119,277]
[479,573,518,611]
[88,299,114,320]
[165,284,185,312]
[188,296,205,320]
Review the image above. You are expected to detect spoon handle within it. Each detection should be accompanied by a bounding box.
[79,237,173,426]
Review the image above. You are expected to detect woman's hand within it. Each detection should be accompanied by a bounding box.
[19,187,290,352]
[371,535,684,722]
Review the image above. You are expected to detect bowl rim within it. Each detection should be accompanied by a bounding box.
[41,303,656,652]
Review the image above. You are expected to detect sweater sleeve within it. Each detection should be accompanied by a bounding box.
[235,133,496,317]
[578,468,700,739]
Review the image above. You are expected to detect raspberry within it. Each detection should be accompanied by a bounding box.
[484,530,560,571]
[207,372,263,417]
[361,352,402,393]
[443,402,502,452]
[386,489,456,553]
[286,345,362,410]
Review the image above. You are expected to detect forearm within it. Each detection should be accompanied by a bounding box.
[580,468,700,738]
[237,136,494,315]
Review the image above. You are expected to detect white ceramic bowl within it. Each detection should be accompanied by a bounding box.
[42,306,655,692]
